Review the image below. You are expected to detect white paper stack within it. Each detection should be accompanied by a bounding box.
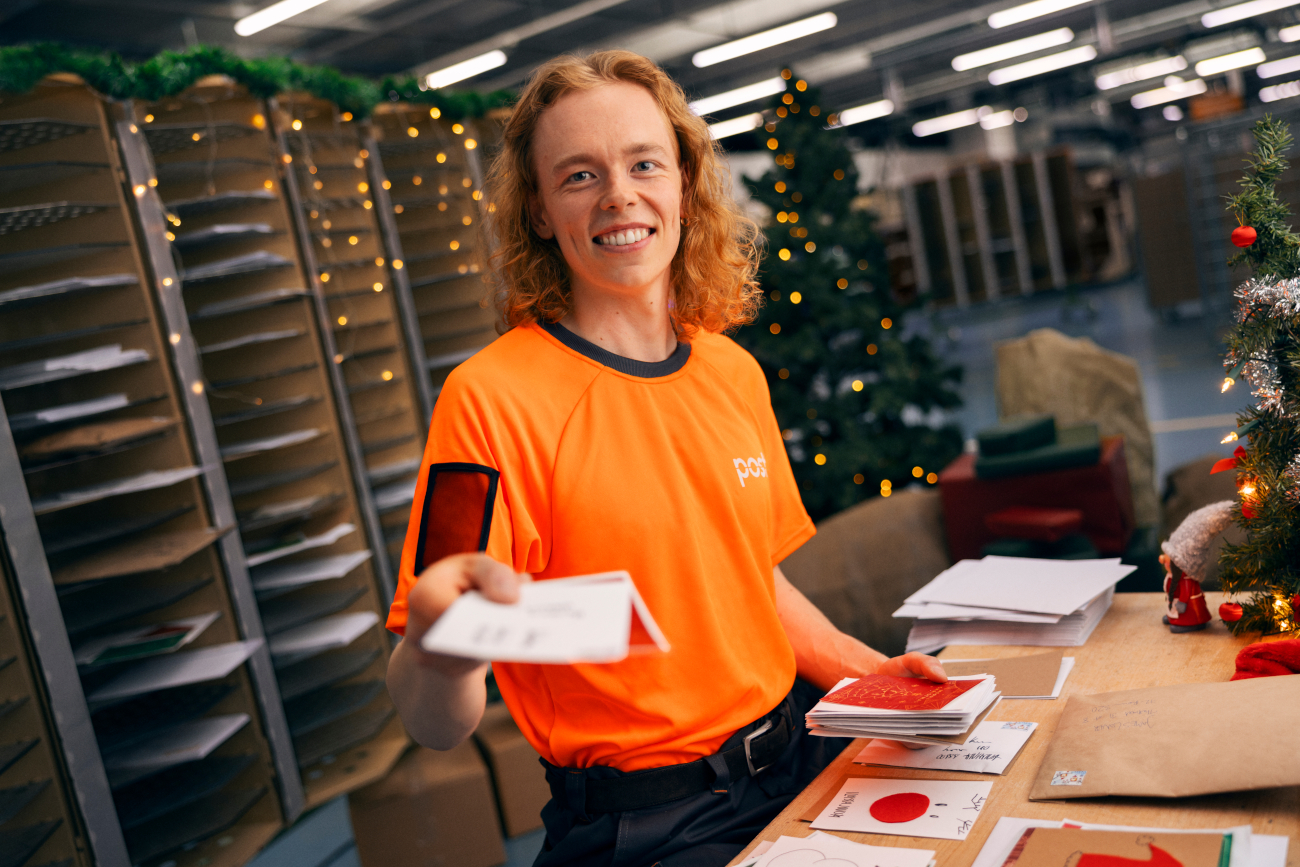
[806,674,999,743]
[741,831,935,867]
[896,556,1134,653]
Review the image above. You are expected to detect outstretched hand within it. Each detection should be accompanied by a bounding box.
[404,552,530,677]
[875,651,948,683]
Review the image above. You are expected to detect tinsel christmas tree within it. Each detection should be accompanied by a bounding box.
[732,73,963,521]
[1216,116,1300,635]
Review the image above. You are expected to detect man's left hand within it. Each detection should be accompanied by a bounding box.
[876,652,947,683]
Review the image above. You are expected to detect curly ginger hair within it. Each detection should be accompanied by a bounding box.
[484,50,763,337]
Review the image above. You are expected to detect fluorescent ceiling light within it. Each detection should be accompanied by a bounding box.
[1130,77,1208,108]
[979,109,1017,129]
[1095,55,1187,90]
[1201,0,1300,28]
[708,113,765,140]
[1195,47,1266,76]
[988,44,1096,83]
[913,107,987,137]
[425,50,508,89]
[952,28,1074,71]
[1281,24,1300,41]
[1261,79,1300,101]
[692,12,838,68]
[988,0,1091,29]
[235,0,331,36]
[1258,54,1300,77]
[690,78,786,116]
[835,99,895,127]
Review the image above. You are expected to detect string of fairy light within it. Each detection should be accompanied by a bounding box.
[763,69,939,499]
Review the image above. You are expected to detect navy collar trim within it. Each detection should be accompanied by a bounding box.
[540,320,690,378]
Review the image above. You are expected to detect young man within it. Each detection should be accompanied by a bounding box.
[386,51,945,866]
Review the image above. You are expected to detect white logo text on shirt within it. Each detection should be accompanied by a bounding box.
[734,454,768,487]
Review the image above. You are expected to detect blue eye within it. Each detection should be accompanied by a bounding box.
[635,161,655,172]
[569,171,592,183]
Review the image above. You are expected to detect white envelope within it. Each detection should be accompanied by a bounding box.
[421,571,669,664]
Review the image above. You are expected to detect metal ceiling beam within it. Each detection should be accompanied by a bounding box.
[299,0,465,62]
[408,0,635,79]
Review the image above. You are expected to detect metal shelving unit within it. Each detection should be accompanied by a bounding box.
[0,78,287,867]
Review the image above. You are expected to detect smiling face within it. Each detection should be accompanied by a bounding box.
[529,81,684,307]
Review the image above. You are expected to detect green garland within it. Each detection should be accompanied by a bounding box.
[0,42,515,120]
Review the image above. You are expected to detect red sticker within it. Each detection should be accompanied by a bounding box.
[868,792,930,823]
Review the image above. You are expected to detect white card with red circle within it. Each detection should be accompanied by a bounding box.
[810,778,994,840]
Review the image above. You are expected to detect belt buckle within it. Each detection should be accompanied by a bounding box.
[743,719,774,776]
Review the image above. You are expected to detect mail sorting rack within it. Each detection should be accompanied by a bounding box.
[0,535,90,867]
[274,93,432,578]
[136,80,408,811]
[369,106,499,403]
[0,79,287,867]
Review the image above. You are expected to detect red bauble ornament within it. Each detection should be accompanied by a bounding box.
[1231,225,1257,247]
[1291,593,1300,612]
[1220,602,1243,622]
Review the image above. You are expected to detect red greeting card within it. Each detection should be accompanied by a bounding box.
[823,674,982,711]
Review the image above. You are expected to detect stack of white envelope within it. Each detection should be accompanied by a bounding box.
[895,556,1135,654]
[805,674,1000,745]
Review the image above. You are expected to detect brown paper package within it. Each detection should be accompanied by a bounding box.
[1028,675,1300,799]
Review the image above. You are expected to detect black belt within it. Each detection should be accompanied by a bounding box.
[544,702,792,815]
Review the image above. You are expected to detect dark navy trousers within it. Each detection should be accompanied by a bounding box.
[533,680,850,867]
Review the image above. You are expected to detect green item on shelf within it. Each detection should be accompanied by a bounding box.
[974,423,1101,479]
[977,414,1056,456]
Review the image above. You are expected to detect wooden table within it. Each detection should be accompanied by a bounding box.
[728,593,1298,866]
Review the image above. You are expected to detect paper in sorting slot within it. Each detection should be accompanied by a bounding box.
[20,417,174,463]
[101,714,250,772]
[269,611,379,660]
[367,456,420,486]
[811,777,993,840]
[172,222,273,247]
[61,577,212,638]
[8,393,130,431]
[167,189,277,215]
[191,287,309,319]
[31,465,207,515]
[421,571,671,664]
[372,478,415,512]
[182,250,292,282]
[261,586,364,635]
[749,831,934,867]
[1028,675,1300,800]
[213,394,319,427]
[0,273,136,308]
[74,612,220,666]
[199,328,302,354]
[941,650,1073,699]
[238,493,340,531]
[87,639,263,702]
[906,556,1133,616]
[220,428,322,461]
[250,550,371,592]
[245,522,356,567]
[0,344,150,391]
[855,720,1037,775]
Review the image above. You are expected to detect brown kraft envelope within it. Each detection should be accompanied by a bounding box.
[942,649,1065,697]
[1029,675,1300,799]
[1005,828,1225,867]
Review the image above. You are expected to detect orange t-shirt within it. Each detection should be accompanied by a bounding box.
[387,321,814,771]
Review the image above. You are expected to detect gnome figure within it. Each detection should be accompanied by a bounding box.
[1159,500,1235,632]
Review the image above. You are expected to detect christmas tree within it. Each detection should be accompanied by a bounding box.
[731,72,963,521]
[1216,116,1300,635]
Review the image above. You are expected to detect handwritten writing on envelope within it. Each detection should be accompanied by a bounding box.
[1028,676,1300,800]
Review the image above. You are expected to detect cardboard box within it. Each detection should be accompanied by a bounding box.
[474,702,552,837]
[348,742,506,867]
[939,435,1135,561]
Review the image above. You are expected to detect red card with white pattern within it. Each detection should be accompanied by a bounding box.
[822,674,981,711]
